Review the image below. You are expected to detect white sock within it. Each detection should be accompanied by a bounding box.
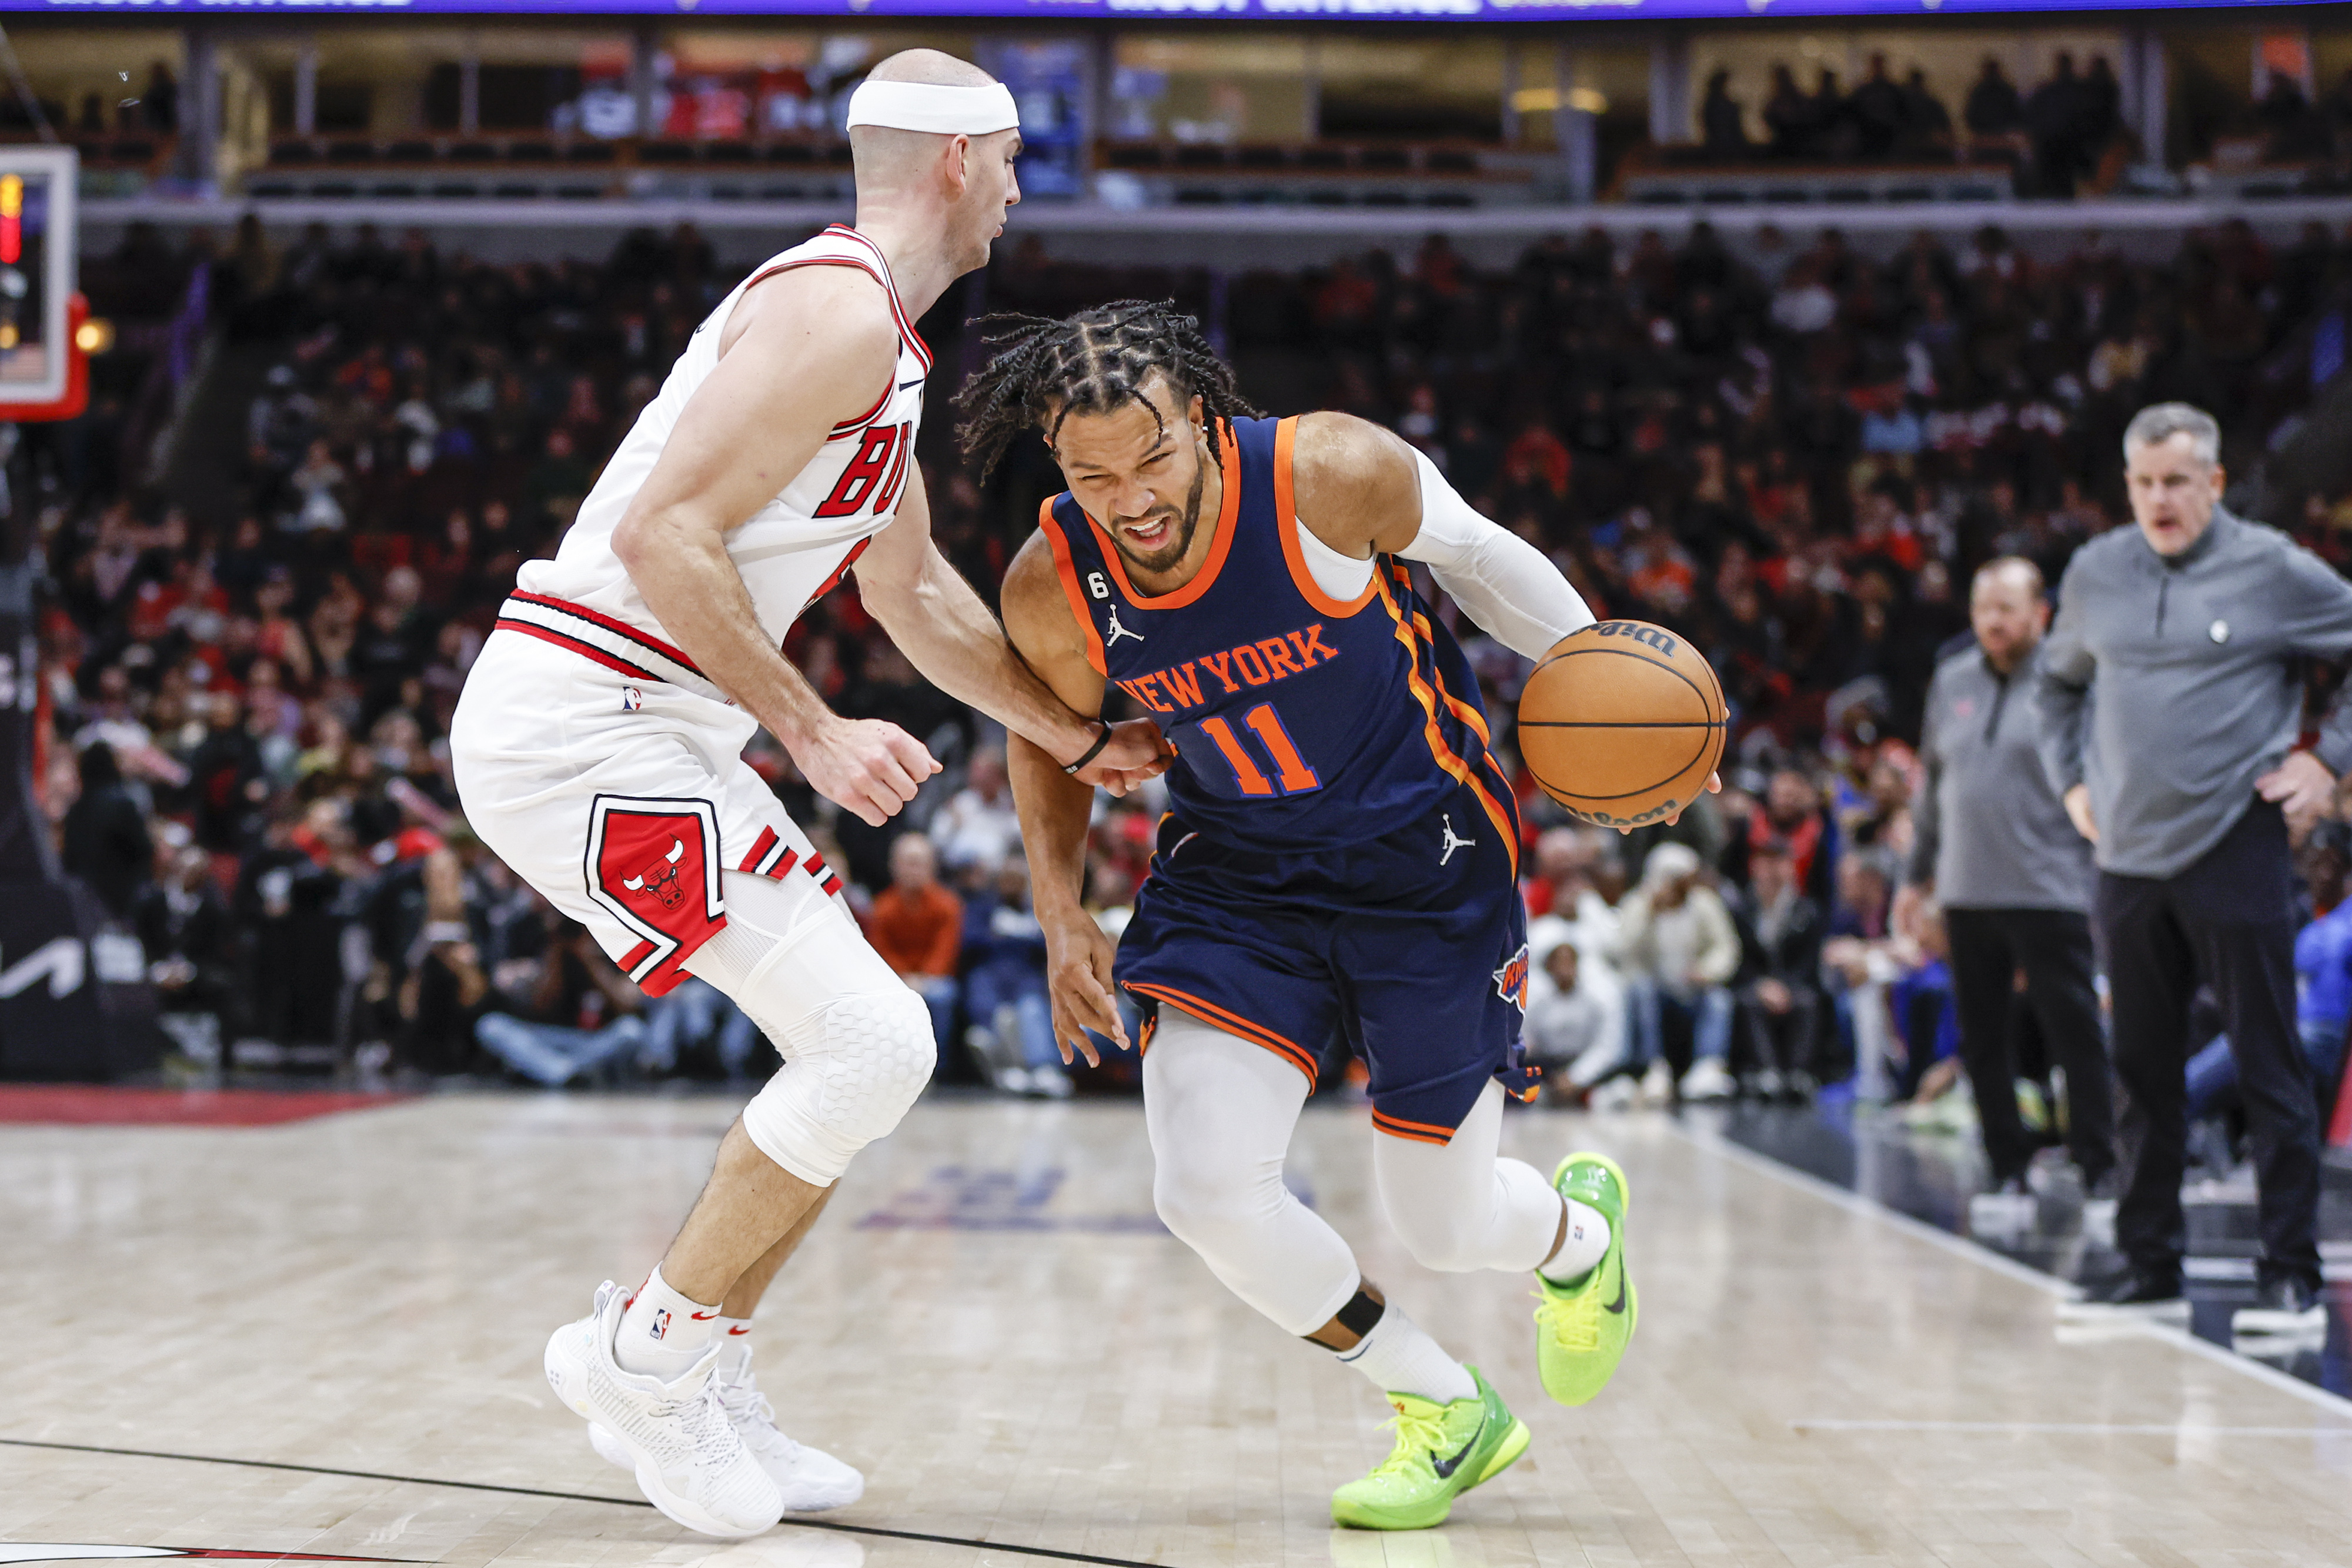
[1335,1302,1477,1406]
[613,1265,723,1381]
[1537,1198,1613,1286]
[716,1314,754,1369]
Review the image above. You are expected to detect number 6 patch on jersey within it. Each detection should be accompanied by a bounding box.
[584,795,727,997]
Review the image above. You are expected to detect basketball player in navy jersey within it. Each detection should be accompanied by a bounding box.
[962,303,1650,1530]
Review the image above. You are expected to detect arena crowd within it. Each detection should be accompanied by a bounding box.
[26,214,2352,1176]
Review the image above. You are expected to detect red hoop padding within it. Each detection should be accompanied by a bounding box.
[0,290,89,423]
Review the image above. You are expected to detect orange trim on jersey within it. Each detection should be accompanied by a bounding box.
[1127,982,1318,1084]
[1041,499,1108,677]
[1272,416,1380,618]
[1081,421,1244,611]
[1374,571,1519,879]
[1371,1109,1457,1146]
[1412,611,1492,745]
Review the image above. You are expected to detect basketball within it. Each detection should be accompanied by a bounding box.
[1517,620,1728,829]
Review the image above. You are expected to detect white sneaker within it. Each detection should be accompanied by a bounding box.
[998,1065,1033,1095]
[1028,1064,1074,1099]
[1682,1058,1735,1101]
[593,1339,864,1512]
[545,1282,782,1539]
[1638,1059,1674,1105]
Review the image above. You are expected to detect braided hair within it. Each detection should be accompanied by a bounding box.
[954,299,1261,480]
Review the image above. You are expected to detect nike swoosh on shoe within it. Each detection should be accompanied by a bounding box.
[1603,1271,1628,1315]
[1430,1415,1485,1479]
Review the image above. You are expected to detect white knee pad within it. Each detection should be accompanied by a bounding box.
[689,871,936,1186]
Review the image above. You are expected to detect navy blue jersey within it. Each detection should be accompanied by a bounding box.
[1042,416,1518,865]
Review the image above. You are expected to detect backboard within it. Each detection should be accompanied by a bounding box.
[0,143,77,413]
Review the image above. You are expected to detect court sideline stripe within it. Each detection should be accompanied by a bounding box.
[1659,1116,2352,1420]
[0,1439,1170,1568]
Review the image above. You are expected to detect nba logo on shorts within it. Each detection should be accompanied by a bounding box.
[622,687,644,711]
[649,1308,671,1342]
[1492,944,1531,1014]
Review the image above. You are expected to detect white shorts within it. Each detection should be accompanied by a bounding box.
[450,628,845,996]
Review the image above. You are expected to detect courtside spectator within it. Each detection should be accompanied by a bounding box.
[473,920,648,1086]
[868,833,963,1064]
[960,861,1065,1098]
[1524,938,1612,1104]
[932,744,1021,873]
[1618,842,1740,1101]
[1734,841,1828,1100]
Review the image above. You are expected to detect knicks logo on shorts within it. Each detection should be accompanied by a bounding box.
[1492,944,1531,1014]
[584,795,727,997]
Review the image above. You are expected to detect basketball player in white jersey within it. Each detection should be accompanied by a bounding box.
[449,52,1165,1540]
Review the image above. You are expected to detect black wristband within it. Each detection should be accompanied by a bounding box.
[1063,721,1113,776]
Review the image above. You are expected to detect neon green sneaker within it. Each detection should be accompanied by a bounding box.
[1534,1151,1635,1407]
[1329,1366,1529,1531]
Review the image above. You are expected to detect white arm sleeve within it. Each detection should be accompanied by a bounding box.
[1396,447,1594,662]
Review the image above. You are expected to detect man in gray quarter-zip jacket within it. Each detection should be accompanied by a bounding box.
[1902,557,2112,1206]
[2034,403,2347,1333]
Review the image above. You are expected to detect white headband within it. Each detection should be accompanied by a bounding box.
[845,80,1020,136]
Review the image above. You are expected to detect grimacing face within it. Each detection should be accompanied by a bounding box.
[2124,430,2224,557]
[1050,381,1211,579]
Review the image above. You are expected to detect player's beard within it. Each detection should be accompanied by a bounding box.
[1108,457,1207,578]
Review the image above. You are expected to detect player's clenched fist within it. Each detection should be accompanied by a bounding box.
[1041,910,1128,1066]
[792,714,941,827]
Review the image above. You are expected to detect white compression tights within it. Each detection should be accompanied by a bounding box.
[1142,1009,1568,1336]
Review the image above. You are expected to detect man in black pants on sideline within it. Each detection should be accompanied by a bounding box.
[1900,557,2112,1227]
[2037,402,2344,1335]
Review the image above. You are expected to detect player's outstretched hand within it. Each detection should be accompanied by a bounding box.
[796,716,940,827]
[1075,718,1175,798]
[1041,910,1129,1066]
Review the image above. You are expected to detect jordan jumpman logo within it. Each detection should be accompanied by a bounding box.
[1103,605,1145,647]
[1439,813,1475,865]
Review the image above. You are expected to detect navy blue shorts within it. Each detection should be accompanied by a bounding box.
[1117,779,1533,1144]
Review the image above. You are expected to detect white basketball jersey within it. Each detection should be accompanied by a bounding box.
[503,225,928,697]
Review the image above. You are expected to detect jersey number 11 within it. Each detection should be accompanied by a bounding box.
[1198,703,1321,797]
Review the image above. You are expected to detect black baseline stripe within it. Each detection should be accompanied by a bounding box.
[0,1439,1168,1568]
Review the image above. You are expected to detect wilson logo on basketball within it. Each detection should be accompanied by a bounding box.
[1491,944,1531,1013]
[1591,620,1679,656]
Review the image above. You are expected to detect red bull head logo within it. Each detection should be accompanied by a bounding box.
[1492,943,1531,1014]
[621,837,688,911]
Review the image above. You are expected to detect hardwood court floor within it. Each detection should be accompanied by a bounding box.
[7,1093,2352,1568]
